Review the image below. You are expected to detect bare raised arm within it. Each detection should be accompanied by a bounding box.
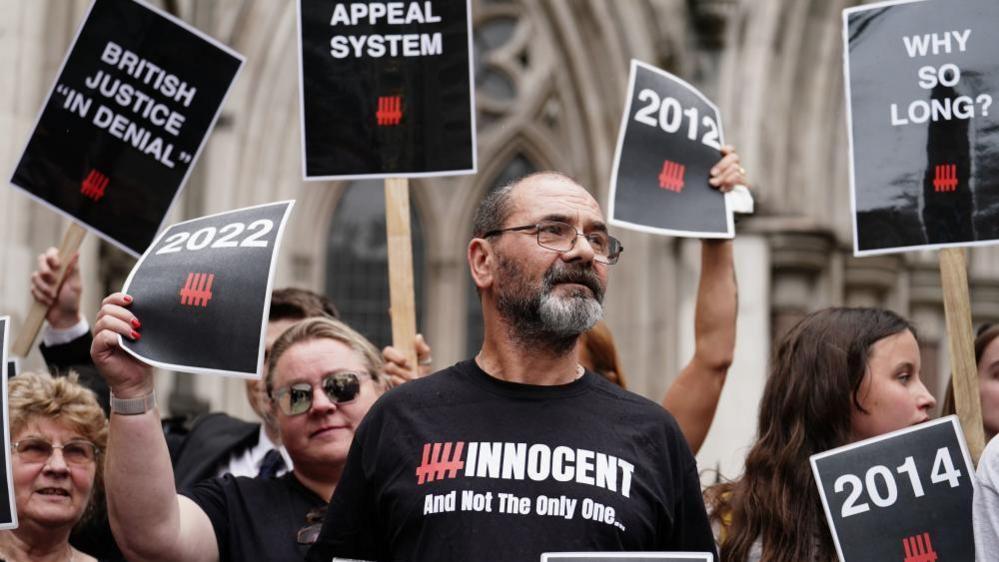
[663,145,743,453]
[91,293,219,562]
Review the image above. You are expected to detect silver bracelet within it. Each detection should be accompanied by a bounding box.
[110,391,156,415]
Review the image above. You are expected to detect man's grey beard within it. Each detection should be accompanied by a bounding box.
[495,256,604,355]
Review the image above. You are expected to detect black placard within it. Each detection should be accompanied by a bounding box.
[297,0,476,179]
[9,0,243,257]
[0,317,16,529]
[845,0,999,255]
[542,553,711,562]
[119,201,294,378]
[608,60,732,238]
[810,416,976,561]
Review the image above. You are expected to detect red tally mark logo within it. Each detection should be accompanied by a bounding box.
[902,532,938,562]
[80,169,109,202]
[377,95,403,126]
[658,160,685,192]
[933,164,958,192]
[179,272,215,307]
[416,442,465,485]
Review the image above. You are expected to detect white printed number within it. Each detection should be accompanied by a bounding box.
[633,88,721,150]
[833,447,962,518]
[155,219,274,255]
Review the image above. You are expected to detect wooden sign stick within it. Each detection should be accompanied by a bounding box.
[384,178,419,373]
[939,247,985,463]
[12,222,87,357]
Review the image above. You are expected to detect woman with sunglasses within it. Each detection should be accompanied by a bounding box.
[1,371,107,562]
[90,293,385,562]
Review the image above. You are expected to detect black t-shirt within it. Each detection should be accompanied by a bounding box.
[307,359,716,562]
[182,472,325,562]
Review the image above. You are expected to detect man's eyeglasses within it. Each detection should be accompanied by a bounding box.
[270,371,366,416]
[483,220,623,265]
[12,438,99,465]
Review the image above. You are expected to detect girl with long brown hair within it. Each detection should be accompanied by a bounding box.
[706,307,936,562]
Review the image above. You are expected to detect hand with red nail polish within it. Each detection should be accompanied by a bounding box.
[91,292,153,399]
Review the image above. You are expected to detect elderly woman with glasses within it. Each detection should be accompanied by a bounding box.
[90,294,385,562]
[1,371,107,562]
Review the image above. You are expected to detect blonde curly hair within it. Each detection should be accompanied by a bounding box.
[8,371,108,525]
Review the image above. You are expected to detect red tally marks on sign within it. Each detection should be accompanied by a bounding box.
[179,272,215,307]
[81,169,109,202]
[416,442,465,485]
[933,164,958,192]
[658,160,685,192]
[377,95,403,126]
[902,532,938,562]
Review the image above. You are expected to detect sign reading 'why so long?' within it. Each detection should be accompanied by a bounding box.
[298,0,476,180]
[119,202,294,378]
[542,553,712,562]
[0,318,16,530]
[811,416,976,562]
[9,0,243,257]
[608,60,732,239]
[845,0,999,255]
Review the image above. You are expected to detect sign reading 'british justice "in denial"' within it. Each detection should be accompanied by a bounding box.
[844,0,999,255]
[811,416,976,562]
[297,0,476,179]
[608,60,733,239]
[9,0,243,256]
[119,201,294,378]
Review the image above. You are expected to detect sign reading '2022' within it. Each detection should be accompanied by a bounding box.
[119,201,294,378]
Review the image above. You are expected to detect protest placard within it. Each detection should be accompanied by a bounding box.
[845,0,999,256]
[0,317,17,529]
[541,553,712,562]
[608,60,733,238]
[811,416,976,561]
[9,0,244,257]
[119,201,294,378]
[297,0,476,179]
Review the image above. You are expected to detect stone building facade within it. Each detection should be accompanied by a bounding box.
[3,0,997,479]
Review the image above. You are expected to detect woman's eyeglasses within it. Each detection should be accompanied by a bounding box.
[12,438,99,465]
[271,371,366,416]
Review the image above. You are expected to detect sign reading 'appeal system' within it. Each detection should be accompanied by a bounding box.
[845,0,999,255]
[608,60,733,239]
[297,0,476,179]
[119,202,294,378]
[10,0,243,256]
[811,416,976,562]
[0,317,17,529]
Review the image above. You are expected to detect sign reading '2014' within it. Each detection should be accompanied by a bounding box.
[119,201,294,378]
[811,416,976,562]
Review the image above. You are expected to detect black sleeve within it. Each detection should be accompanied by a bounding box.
[181,476,232,561]
[667,460,719,557]
[39,331,94,370]
[39,331,110,415]
[306,424,381,562]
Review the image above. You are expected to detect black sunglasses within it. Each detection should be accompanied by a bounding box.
[271,371,365,416]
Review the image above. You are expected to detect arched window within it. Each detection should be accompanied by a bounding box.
[326,180,425,348]
[465,154,538,356]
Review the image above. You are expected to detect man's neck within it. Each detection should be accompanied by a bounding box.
[476,333,582,386]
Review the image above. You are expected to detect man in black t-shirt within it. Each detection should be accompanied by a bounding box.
[308,163,745,561]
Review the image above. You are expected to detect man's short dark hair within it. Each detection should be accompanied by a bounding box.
[269,288,339,322]
[471,171,577,238]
